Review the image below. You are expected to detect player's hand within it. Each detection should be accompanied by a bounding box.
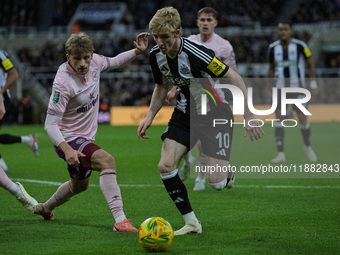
[137,118,152,139]
[64,148,86,166]
[164,86,177,104]
[243,114,265,142]
[309,80,318,102]
[134,32,150,55]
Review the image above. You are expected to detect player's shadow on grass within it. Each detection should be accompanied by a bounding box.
[50,219,111,230]
[12,217,111,232]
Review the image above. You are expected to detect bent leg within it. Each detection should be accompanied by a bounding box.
[91,149,126,223]
[159,138,199,229]
[207,157,233,191]
[43,178,90,213]
[0,167,14,190]
[0,134,21,144]
[297,113,310,146]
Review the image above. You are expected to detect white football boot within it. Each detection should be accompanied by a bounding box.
[271,152,286,163]
[174,221,202,236]
[193,180,205,191]
[304,146,317,162]
[15,182,38,212]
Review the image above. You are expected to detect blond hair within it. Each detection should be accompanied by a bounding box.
[149,7,182,35]
[65,32,94,56]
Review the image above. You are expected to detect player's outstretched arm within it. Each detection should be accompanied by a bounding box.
[108,32,150,69]
[223,68,265,142]
[137,83,169,139]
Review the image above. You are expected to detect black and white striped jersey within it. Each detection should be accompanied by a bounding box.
[0,49,14,100]
[149,37,229,114]
[268,38,312,88]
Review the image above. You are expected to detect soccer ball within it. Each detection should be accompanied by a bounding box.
[138,217,174,252]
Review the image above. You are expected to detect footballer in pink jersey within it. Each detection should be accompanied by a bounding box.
[34,32,149,232]
[188,33,236,70]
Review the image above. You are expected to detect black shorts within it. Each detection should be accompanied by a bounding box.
[161,108,190,149]
[161,106,234,161]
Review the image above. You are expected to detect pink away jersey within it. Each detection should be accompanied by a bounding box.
[46,50,136,144]
[47,54,110,142]
[188,33,236,69]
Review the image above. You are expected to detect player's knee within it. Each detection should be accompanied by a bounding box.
[103,153,115,169]
[158,161,174,173]
[92,151,116,170]
[208,178,227,191]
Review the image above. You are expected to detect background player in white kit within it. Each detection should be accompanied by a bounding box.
[0,93,38,212]
[268,22,317,163]
[34,32,149,232]
[169,7,237,191]
[0,49,39,173]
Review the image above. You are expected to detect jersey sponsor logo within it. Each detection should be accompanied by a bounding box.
[179,64,190,75]
[76,94,99,113]
[52,91,61,104]
[165,75,190,87]
[276,60,297,67]
[1,58,14,71]
[207,57,226,76]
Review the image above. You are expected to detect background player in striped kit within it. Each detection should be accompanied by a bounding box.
[0,49,39,172]
[268,21,318,163]
[0,92,38,212]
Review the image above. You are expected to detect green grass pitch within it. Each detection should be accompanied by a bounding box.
[0,123,339,254]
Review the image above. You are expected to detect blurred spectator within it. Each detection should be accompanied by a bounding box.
[5,0,339,110]
[3,0,326,29]
[292,0,340,23]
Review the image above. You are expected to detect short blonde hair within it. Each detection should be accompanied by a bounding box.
[65,32,94,56]
[149,7,182,35]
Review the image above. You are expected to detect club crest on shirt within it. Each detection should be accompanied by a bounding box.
[52,91,61,104]
[180,64,190,75]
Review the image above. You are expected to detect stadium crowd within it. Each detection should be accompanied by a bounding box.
[1,0,339,124]
[2,0,340,28]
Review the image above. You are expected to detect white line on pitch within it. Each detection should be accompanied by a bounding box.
[12,178,340,189]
